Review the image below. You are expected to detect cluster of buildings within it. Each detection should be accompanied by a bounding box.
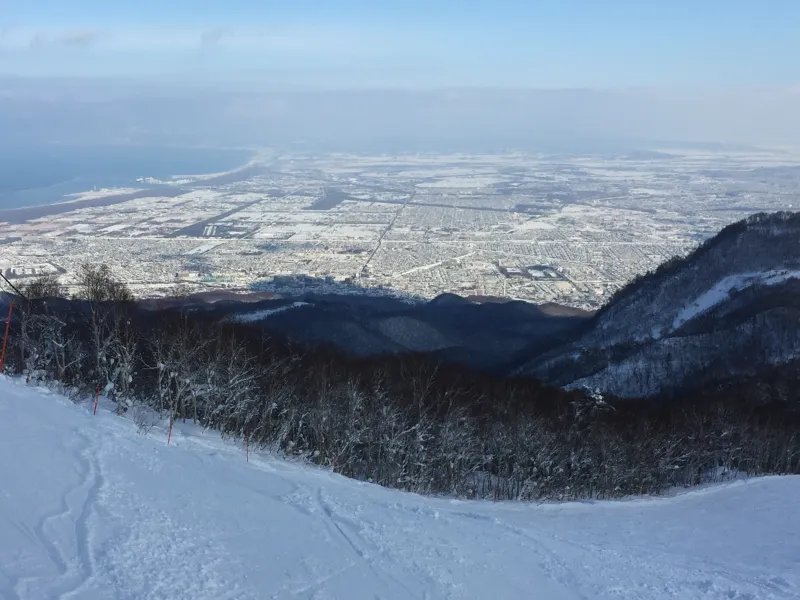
[2,148,799,308]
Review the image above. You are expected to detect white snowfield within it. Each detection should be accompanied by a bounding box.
[671,269,800,332]
[2,378,799,600]
[229,302,312,323]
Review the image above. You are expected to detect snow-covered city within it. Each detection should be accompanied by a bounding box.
[3,2,800,599]
[3,148,800,308]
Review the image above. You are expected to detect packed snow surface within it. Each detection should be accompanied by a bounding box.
[1,377,799,600]
[230,302,311,322]
[672,269,800,331]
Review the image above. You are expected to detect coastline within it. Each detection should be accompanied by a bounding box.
[0,149,265,225]
[0,186,187,225]
[158,151,265,183]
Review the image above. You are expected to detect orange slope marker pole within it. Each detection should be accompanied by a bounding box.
[0,301,13,373]
[93,384,101,415]
[245,428,249,463]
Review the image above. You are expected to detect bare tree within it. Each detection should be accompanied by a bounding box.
[75,263,133,303]
[21,273,64,300]
[74,263,136,407]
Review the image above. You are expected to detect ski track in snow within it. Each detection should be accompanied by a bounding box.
[229,302,311,323]
[9,424,102,600]
[1,376,800,600]
[671,269,800,332]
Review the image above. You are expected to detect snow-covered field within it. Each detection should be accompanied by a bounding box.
[1,377,799,600]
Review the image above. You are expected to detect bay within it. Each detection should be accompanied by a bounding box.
[0,144,254,210]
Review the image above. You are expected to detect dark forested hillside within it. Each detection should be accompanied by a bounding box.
[515,212,800,397]
[150,289,594,373]
[139,213,800,399]
[3,257,800,501]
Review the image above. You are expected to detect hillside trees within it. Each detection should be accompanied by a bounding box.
[13,275,83,385]
[4,265,800,501]
[75,263,137,406]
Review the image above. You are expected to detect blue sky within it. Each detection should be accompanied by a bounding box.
[2,0,799,88]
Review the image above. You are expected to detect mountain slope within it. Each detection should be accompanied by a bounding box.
[207,292,592,371]
[515,212,800,396]
[2,377,800,600]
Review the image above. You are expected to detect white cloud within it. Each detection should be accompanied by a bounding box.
[58,29,101,47]
[2,27,102,50]
[29,28,101,49]
[0,24,382,55]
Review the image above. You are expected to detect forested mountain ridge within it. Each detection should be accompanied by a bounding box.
[3,258,800,501]
[180,211,800,398]
[4,213,798,401]
[148,289,594,372]
[515,211,800,396]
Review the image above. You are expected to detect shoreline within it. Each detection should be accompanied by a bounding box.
[0,149,266,225]
[0,186,188,225]
[158,151,265,183]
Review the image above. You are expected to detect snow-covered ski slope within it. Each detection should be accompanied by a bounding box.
[671,269,800,331]
[1,378,799,600]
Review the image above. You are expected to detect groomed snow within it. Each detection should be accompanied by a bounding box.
[1,377,799,600]
[229,301,311,322]
[672,269,800,332]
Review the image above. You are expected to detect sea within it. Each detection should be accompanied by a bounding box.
[0,144,254,210]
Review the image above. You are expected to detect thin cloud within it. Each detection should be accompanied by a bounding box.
[200,27,230,48]
[28,32,47,50]
[8,24,386,56]
[28,28,101,49]
[59,29,100,47]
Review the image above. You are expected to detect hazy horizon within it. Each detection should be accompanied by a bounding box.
[2,77,799,151]
[2,1,800,150]
[3,2,799,85]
